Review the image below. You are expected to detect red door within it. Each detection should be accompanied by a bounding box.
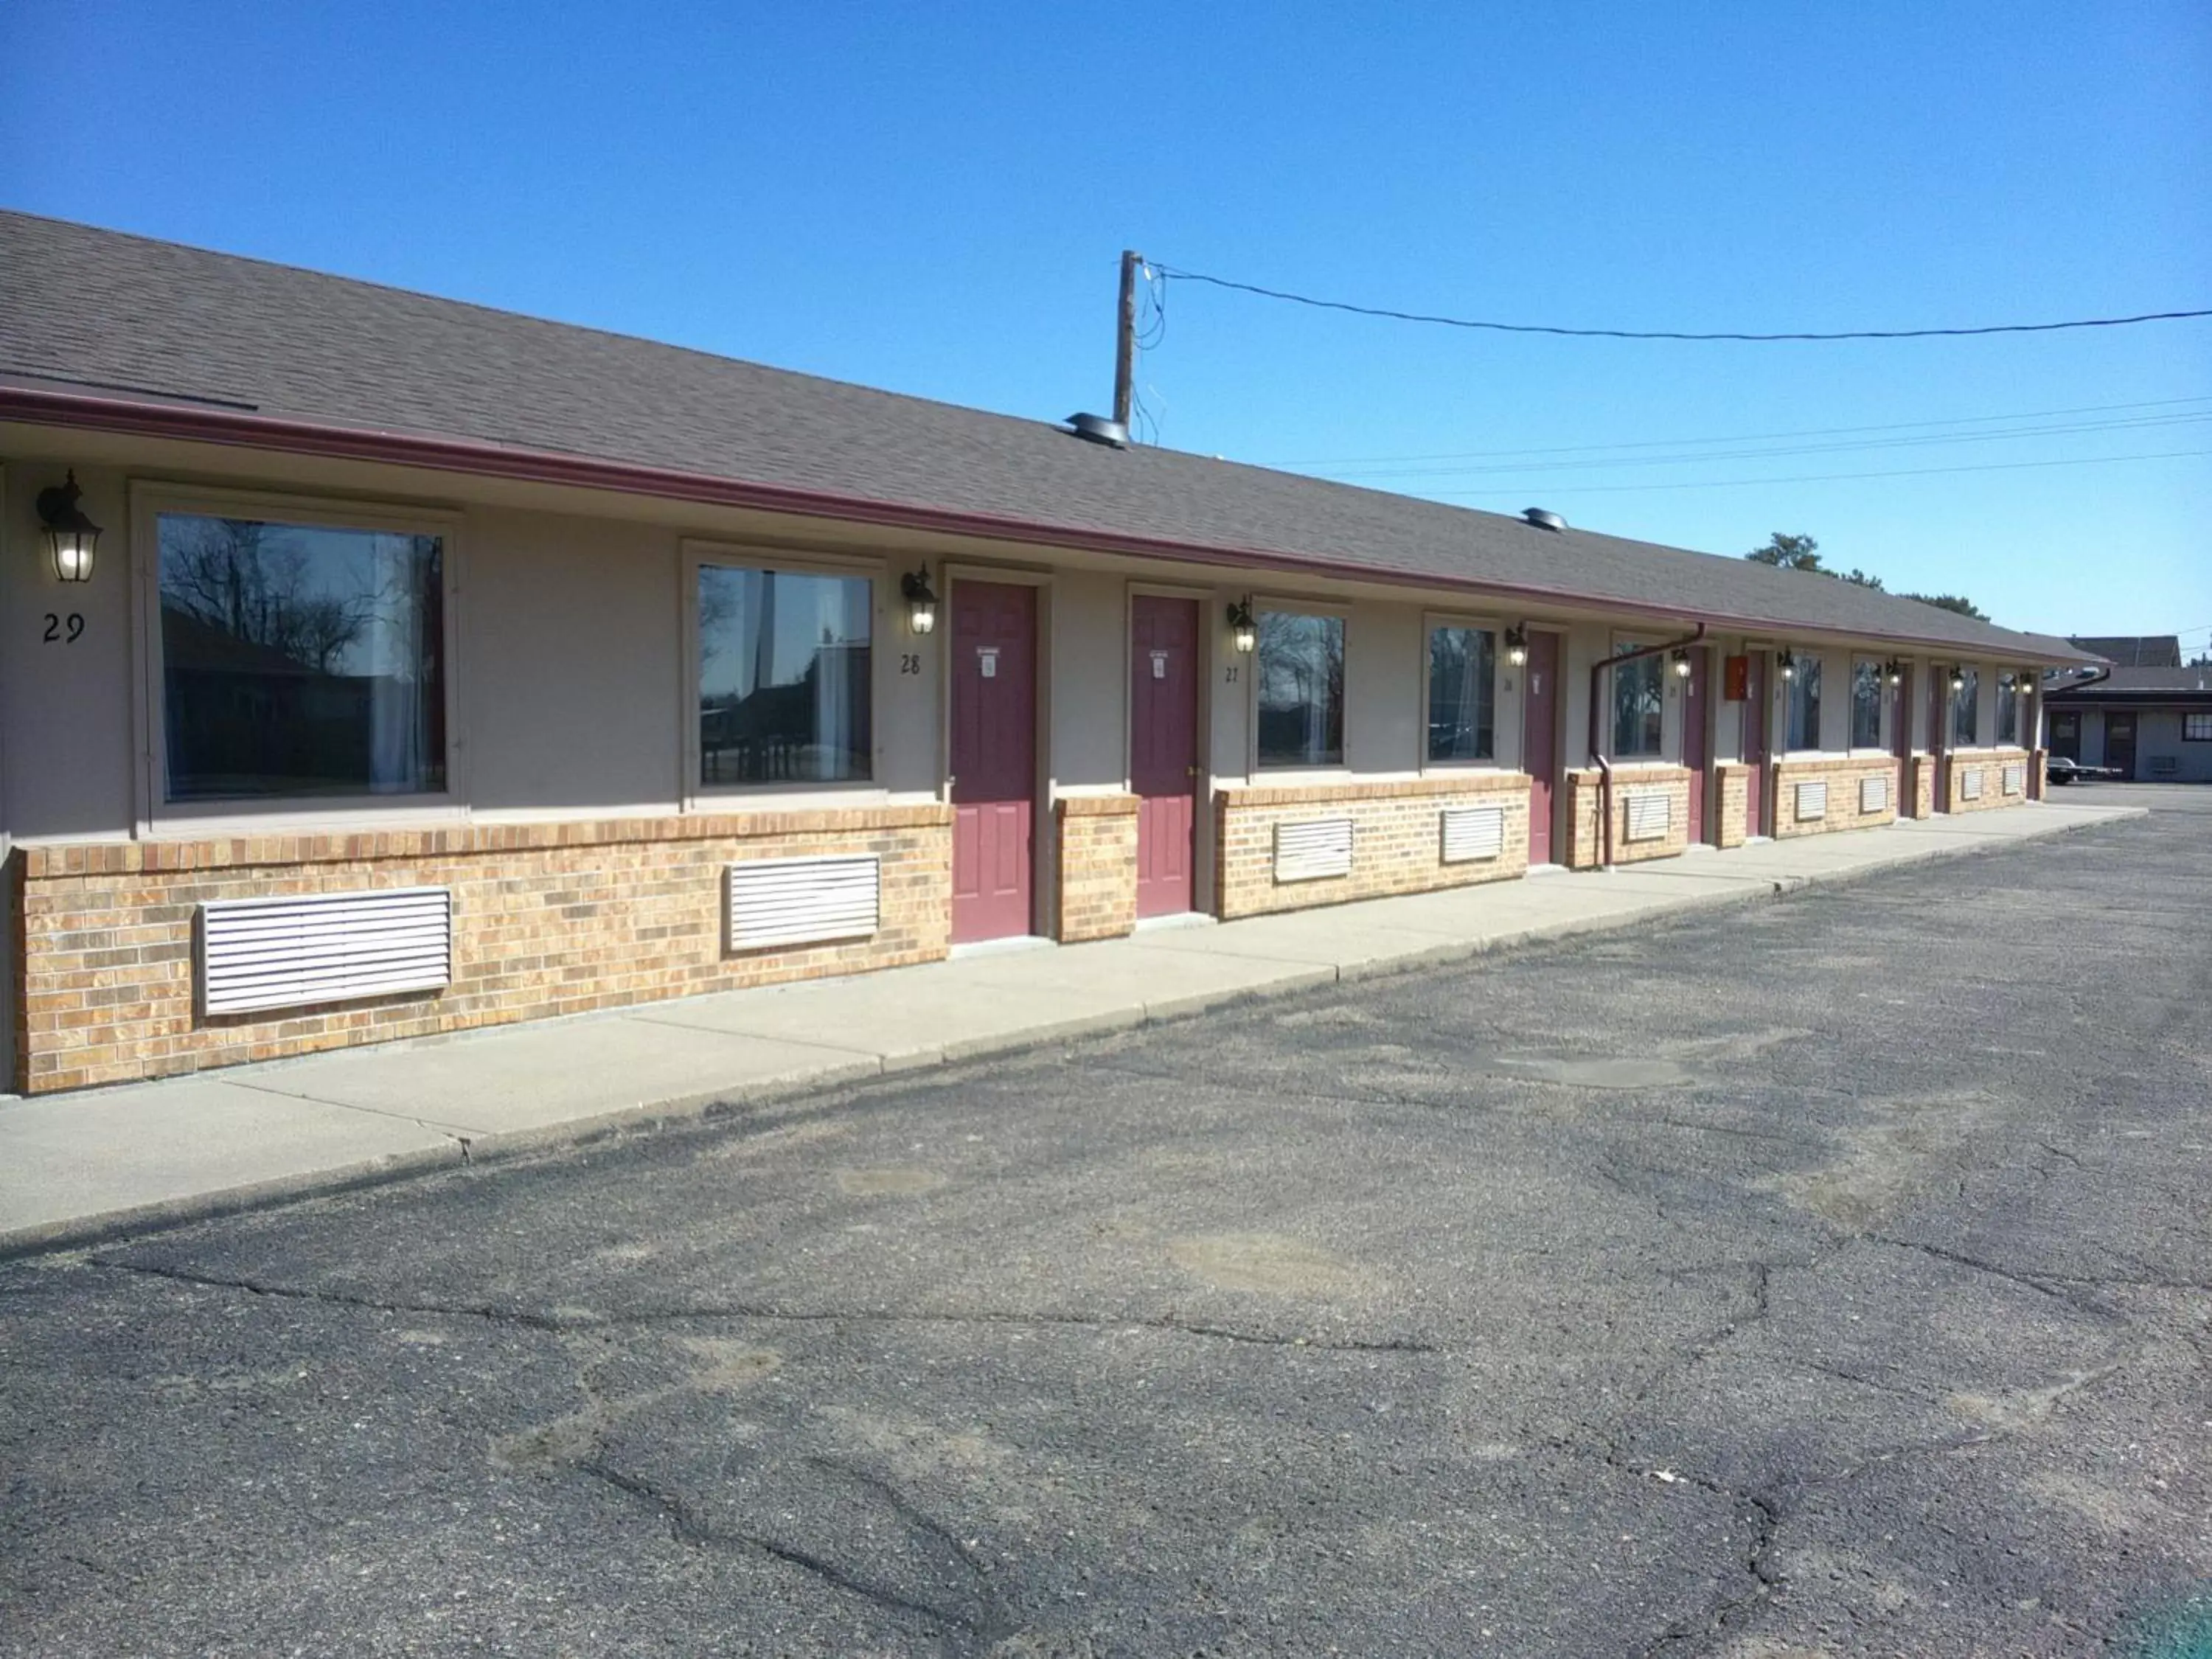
[1130,596,1199,918]
[1927,672,1950,811]
[1892,664,1916,817]
[1523,630,1562,865]
[951,581,1037,943]
[1682,647,1711,844]
[1742,653,1770,836]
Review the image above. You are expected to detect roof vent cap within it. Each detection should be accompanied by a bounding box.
[1523,507,1566,532]
[1066,412,1129,449]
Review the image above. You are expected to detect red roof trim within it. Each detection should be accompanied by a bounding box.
[2,384,2083,661]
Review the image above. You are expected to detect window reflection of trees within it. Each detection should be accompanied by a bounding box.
[1611,649,1663,757]
[1427,627,1495,762]
[697,567,872,786]
[159,515,444,800]
[1257,611,1343,767]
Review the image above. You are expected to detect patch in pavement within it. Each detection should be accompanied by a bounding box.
[1481,1053,1697,1089]
[835,1166,949,1197]
[1167,1231,1378,1297]
[1772,1090,1994,1226]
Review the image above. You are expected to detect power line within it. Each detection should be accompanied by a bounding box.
[1419,447,2212,497]
[1152,262,2212,343]
[1262,394,2212,467]
[1305,411,2212,481]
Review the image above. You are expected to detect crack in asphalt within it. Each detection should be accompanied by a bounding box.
[571,1456,982,1645]
[84,1256,1435,1353]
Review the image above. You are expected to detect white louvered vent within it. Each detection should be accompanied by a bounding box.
[1439,804,1506,864]
[201,887,451,1016]
[1860,773,1889,813]
[727,856,879,952]
[1273,818,1354,882]
[1624,791,1670,844]
[2002,762,2025,796]
[1960,768,1983,800]
[1795,780,1829,822]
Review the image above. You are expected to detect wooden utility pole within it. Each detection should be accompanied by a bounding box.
[1112,249,1141,431]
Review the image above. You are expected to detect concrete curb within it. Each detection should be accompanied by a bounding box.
[1,804,2143,1261]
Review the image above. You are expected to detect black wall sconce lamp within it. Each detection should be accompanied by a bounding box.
[1949,667,1967,692]
[1227,597,1257,654]
[1778,647,1797,682]
[900,566,937,635]
[1503,625,1528,668]
[1670,647,1693,679]
[37,470,102,583]
[2015,668,2037,694]
[1884,658,1904,686]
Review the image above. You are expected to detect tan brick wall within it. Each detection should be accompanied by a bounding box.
[1906,755,1937,820]
[11,807,953,1094]
[1714,764,1751,849]
[1565,768,1691,869]
[1770,757,1902,838]
[1944,748,2035,814]
[1054,795,1138,943]
[1215,773,1530,920]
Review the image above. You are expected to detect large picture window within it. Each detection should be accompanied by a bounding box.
[1952,667,1980,747]
[1786,653,1823,751]
[1997,675,2020,745]
[1256,611,1344,768]
[159,512,446,802]
[1427,624,1495,763]
[1851,659,1883,750]
[1610,645,1663,758]
[697,563,873,785]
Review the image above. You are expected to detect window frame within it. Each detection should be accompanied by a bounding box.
[1419,611,1505,772]
[2183,712,2212,742]
[681,539,886,808]
[1782,649,1825,754]
[129,481,466,835]
[1248,600,1350,774]
[1607,635,1668,762]
[1951,665,1982,749]
[1997,673,2020,746]
[1848,658,1886,753]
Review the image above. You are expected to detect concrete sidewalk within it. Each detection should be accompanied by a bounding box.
[0,799,2140,1255]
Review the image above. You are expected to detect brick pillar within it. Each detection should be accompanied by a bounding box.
[1053,796,1139,942]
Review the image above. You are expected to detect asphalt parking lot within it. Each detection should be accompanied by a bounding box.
[4,787,2208,1658]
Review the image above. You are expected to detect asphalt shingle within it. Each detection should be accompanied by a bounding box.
[1,211,2085,661]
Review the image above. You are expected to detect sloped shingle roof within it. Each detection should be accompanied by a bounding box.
[0,211,2087,663]
[2065,636,2181,667]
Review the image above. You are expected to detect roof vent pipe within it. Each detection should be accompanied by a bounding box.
[1067,412,1129,449]
[1523,508,1566,532]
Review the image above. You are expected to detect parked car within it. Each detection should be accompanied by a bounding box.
[2046,755,2123,785]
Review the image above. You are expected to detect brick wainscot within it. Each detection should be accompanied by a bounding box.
[1564,766,1691,869]
[1214,773,1531,921]
[10,806,953,1094]
[1770,757,1901,838]
[1943,748,2036,814]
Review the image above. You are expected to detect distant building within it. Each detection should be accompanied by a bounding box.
[2045,664,2212,783]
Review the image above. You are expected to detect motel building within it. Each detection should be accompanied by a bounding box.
[0,214,2094,1096]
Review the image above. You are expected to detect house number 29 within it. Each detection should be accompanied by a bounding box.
[43,613,85,644]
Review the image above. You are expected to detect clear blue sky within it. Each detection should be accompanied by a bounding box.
[5,1,2207,646]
